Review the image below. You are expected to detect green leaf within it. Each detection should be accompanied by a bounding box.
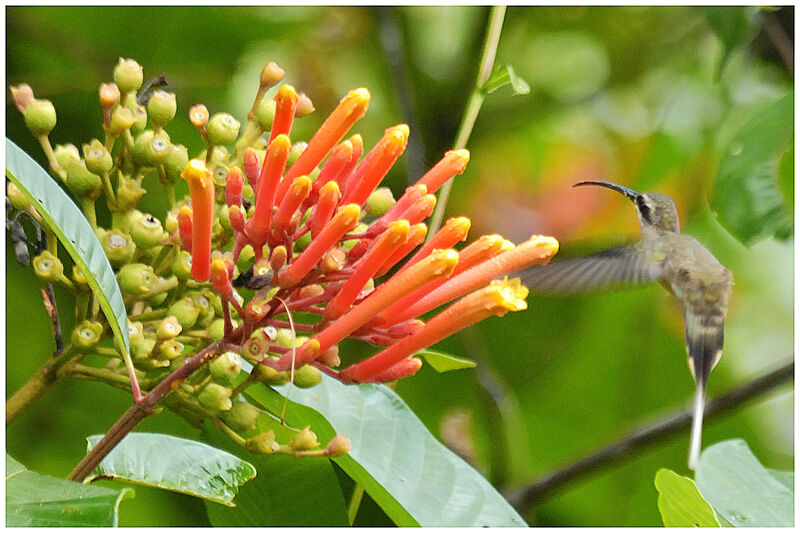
[6,453,133,527]
[778,143,793,211]
[695,439,794,527]
[481,64,531,96]
[654,468,720,527]
[5,138,129,354]
[202,423,349,526]
[767,468,794,491]
[711,92,793,245]
[415,349,476,373]
[86,433,256,506]
[247,376,527,527]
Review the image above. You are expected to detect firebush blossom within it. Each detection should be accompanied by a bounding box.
[179,82,559,384]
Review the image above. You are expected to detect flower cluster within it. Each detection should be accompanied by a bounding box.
[9,58,558,454]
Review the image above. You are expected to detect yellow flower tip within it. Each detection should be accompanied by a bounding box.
[448,149,471,169]
[526,234,560,257]
[336,203,362,227]
[428,249,460,276]
[275,83,298,102]
[488,277,529,313]
[269,133,292,152]
[290,175,313,194]
[500,239,517,253]
[346,88,371,108]
[385,220,411,244]
[348,134,363,151]
[181,159,211,185]
[210,258,227,274]
[447,216,471,236]
[409,223,428,240]
[319,180,340,196]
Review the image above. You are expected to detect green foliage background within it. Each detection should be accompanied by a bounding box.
[6,6,793,526]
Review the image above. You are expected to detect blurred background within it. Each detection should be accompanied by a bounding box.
[6,6,793,527]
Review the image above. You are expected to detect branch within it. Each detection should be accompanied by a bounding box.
[505,359,794,511]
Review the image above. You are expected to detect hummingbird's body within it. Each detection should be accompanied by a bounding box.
[520,181,733,470]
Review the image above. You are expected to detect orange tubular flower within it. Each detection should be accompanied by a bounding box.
[325,220,410,320]
[246,134,291,245]
[378,235,559,327]
[277,204,362,288]
[269,84,298,143]
[367,357,423,383]
[415,149,470,194]
[341,125,409,207]
[276,249,459,369]
[310,140,352,200]
[177,205,193,253]
[282,88,370,186]
[228,205,245,233]
[225,166,245,207]
[374,223,428,277]
[336,134,364,193]
[272,175,312,235]
[340,279,529,383]
[181,160,215,281]
[210,258,233,299]
[311,181,341,238]
[393,216,470,276]
[399,194,437,226]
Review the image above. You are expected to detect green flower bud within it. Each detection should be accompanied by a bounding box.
[365,187,396,216]
[33,251,64,282]
[156,316,182,340]
[113,58,144,94]
[128,320,147,356]
[209,351,243,383]
[164,207,180,233]
[100,229,136,267]
[218,204,232,232]
[157,339,184,360]
[82,139,113,175]
[116,176,146,211]
[72,265,89,290]
[129,212,166,249]
[167,296,200,329]
[197,382,233,413]
[133,130,171,167]
[251,362,290,386]
[235,245,255,273]
[207,318,226,341]
[64,159,102,199]
[294,227,312,251]
[71,320,104,350]
[147,90,177,128]
[171,250,193,279]
[275,328,305,348]
[54,143,80,169]
[188,291,216,327]
[150,291,168,306]
[325,434,352,457]
[117,263,157,296]
[245,430,279,454]
[292,364,322,388]
[207,113,240,146]
[124,94,148,136]
[255,99,276,131]
[7,181,30,211]
[223,401,262,433]
[23,99,57,136]
[106,106,137,136]
[163,144,189,183]
[289,426,320,451]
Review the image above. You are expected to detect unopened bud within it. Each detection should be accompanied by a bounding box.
[7,182,29,211]
[318,345,341,367]
[64,159,102,199]
[255,99,276,131]
[99,83,120,110]
[260,61,285,89]
[365,187,396,216]
[23,99,57,136]
[289,426,320,451]
[129,212,166,249]
[320,247,347,274]
[197,382,233,412]
[245,430,279,454]
[295,93,315,117]
[207,113,240,146]
[107,106,137,136]
[147,90,177,128]
[156,316,182,340]
[288,142,307,166]
[325,434,352,457]
[189,104,209,131]
[82,139,113,175]
[113,58,144,94]
[116,176,146,211]
[10,84,34,114]
[292,364,322,388]
[251,362,289,385]
[133,130,172,167]
[164,144,189,183]
[209,351,243,382]
[168,296,200,329]
[117,263,157,295]
[223,401,262,433]
[172,250,193,279]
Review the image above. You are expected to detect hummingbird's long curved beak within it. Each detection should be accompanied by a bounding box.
[573,180,640,201]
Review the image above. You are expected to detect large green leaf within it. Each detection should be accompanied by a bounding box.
[695,439,794,527]
[203,423,349,526]
[699,6,761,71]
[5,138,129,354]
[711,92,793,245]
[247,375,527,527]
[654,468,720,527]
[7,453,132,527]
[86,433,256,506]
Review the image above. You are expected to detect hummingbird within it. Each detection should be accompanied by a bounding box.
[520,180,733,470]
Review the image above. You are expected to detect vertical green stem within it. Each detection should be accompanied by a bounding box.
[427,5,506,237]
[348,484,366,525]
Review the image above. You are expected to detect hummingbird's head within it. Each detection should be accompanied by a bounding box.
[573,180,680,232]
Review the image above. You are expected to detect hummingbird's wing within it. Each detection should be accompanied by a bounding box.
[684,307,725,470]
[517,244,664,294]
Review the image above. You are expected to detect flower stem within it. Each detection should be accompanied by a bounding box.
[348,484,365,525]
[6,345,75,424]
[428,5,506,237]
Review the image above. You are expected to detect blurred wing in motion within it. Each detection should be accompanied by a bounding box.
[517,244,664,294]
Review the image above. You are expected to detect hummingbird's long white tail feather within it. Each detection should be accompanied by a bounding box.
[688,383,705,470]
